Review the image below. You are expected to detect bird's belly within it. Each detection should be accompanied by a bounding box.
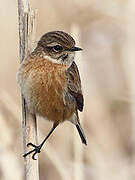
[23,70,74,123]
[35,88,67,123]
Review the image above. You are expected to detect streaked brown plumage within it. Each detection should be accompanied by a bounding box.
[17,31,87,160]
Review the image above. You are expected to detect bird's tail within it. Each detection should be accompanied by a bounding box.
[76,123,87,145]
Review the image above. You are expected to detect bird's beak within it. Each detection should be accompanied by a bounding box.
[70,46,83,52]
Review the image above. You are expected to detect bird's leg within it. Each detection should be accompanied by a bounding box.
[23,123,58,160]
[76,123,87,145]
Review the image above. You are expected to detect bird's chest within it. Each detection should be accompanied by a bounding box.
[34,68,66,102]
[22,61,67,116]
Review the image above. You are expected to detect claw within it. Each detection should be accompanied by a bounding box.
[23,143,41,160]
[27,142,37,148]
[32,151,38,160]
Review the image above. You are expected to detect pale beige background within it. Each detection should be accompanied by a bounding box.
[0,0,135,180]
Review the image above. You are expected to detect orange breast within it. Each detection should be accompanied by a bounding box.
[18,58,74,123]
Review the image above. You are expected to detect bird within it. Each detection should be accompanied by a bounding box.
[17,30,87,160]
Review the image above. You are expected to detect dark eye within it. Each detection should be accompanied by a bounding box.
[53,45,63,52]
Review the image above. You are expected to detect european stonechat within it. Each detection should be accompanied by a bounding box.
[17,31,87,160]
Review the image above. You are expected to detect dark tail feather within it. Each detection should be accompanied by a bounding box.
[76,124,87,145]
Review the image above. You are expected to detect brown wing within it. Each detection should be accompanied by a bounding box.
[66,61,84,112]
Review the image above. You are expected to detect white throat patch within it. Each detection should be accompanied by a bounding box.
[43,52,75,68]
[43,55,59,64]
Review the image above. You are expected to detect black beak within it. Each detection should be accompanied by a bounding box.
[70,46,83,52]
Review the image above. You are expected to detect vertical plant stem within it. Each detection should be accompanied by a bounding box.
[17,0,39,179]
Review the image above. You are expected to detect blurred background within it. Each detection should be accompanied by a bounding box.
[1,0,135,179]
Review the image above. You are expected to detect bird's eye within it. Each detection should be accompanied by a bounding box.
[53,45,63,52]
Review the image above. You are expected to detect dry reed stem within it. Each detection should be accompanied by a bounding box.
[17,0,39,179]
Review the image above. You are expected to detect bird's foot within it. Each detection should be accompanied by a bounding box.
[23,142,41,160]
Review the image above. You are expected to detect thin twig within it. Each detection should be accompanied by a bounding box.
[17,0,39,179]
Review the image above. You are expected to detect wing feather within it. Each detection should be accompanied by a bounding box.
[66,61,84,112]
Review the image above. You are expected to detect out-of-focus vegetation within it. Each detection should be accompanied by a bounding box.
[0,0,135,179]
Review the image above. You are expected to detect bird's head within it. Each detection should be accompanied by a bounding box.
[35,31,82,66]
